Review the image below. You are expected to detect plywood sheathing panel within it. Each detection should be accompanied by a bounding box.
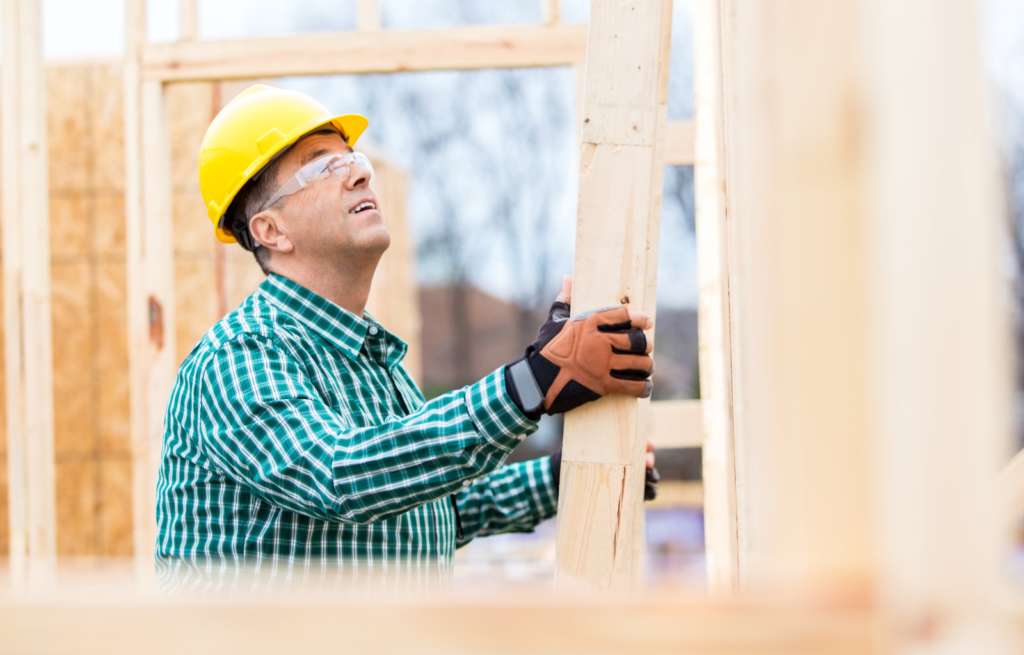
[51,261,97,458]
[95,261,130,456]
[91,66,125,193]
[97,457,133,556]
[55,458,99,557]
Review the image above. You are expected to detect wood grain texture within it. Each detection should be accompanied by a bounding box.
[51,262,96,459]
[0,589,881,655]
[2,0,57,581]
[693,0,740,593]
[862,1,1013,649]
[142,25,587,81]
[557,0,672,589]
[649,400,703,449]
[55,458,99,557]
[97,456,133,556]
[723,0,876,593]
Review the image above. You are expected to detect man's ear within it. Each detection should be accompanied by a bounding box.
[248,210,294,254]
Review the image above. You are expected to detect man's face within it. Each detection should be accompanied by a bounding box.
[265,130,389,265]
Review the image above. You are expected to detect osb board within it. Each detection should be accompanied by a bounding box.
[94,262,130,456]
[51,261,97,459]
[55,458,99,557]
[174,256,219,365]
[0,64,421,561]
[97,457,132,556]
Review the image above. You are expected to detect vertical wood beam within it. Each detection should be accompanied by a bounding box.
[179,0,198,41]
[725,1,876,593]
[555,0,672,588]
[542,0,560,26]
[694,0,739,594]
[864,1,1014,650]
[1,0,57,583]
[125,0,177,568]
[357,0,381,31]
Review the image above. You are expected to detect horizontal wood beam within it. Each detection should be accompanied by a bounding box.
[647,481,703,509]
[0,591,879,654]
[142,24,587,82]
[650,399,703,449]
[664,120,695,165]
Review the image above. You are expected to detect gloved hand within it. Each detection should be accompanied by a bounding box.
[504,278,655,420]
[550,441,660,501]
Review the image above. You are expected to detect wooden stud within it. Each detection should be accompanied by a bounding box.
[863,0,1013,648]
[693,0,740,593]
[663,120,696,166]
[555,0,673,589]
[178,0,198,41]
[649,400,703,449]
[542,0,560,26]
[357,0,381,32]
[142,25,587,82]
[125,0,177,567]
[646,481,703,510]
[1,0,57,583]
[0,591,882,655]
[723,0,878,594]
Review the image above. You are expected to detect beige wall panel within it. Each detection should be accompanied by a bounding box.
[95,261,130,456]
[97,457,133,556]
[49,193,92,260]
[46,65,92,193]
[55,458,98,557]
[51,262,96,458]
[174,257,217,365]
[90,65,125,193]
[92,193,125,259]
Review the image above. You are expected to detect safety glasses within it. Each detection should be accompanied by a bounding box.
[259,151,374,212]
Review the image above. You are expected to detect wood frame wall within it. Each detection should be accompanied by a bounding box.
[121,0,706,580]
[3,0,1021,652]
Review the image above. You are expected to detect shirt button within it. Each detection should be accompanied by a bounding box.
[368,326,379,336]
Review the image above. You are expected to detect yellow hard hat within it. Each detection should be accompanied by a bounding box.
[198,84,368,244]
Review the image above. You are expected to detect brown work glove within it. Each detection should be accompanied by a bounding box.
[504,279,654,419]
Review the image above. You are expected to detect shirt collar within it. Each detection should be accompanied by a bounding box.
[258,273,408,365]
[259,273,368,360]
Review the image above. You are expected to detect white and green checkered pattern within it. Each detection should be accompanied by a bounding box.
[156,273,557,568]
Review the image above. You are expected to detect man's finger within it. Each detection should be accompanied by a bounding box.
[626,309,653,331]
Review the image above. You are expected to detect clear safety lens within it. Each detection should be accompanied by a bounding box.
[260,151,374,212]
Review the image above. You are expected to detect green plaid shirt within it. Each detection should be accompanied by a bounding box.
[156,273,557,569]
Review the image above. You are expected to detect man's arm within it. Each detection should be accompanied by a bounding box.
[453,457,558,548]
[194,332,538,525]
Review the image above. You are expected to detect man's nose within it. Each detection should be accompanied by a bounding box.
[344,161,371,190]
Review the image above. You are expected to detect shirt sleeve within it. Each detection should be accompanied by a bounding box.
[195,333,539,524]
[453,456,559,548]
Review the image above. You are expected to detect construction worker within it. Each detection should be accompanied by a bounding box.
[155,85,659,574]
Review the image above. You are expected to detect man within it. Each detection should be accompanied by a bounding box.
[155,85,658,572]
